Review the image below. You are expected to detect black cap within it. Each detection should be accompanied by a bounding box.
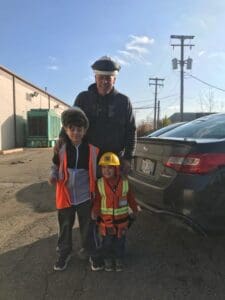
[91,56,121,75]
[61,107,89,129]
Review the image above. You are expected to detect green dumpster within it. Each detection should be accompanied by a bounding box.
[26,109,61,147]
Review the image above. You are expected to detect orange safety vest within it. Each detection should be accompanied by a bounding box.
[97,177,129,237]
[56,143,99,209]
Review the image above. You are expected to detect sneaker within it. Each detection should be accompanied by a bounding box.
[78,248,89,260]
[115,259,123,272]
[104,259,113,272]
[53,254,71,271]
[89,257,104,271]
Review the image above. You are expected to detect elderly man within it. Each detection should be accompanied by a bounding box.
[74,56,136,271]
[74,56,136,176]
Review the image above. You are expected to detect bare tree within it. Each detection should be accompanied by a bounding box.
[137,120,153,137]
[199,89,215,112]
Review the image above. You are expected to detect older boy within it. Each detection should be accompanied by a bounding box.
[49,107,99,271]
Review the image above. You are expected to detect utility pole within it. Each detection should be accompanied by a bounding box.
[157,100,160,128]
[149,77,164,130]
[170,35,195,121]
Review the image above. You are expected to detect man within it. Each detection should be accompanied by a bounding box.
[74,55,136,175]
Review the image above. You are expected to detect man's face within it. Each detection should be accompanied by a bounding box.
[95,74,116,96]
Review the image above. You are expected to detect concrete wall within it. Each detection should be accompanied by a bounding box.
[0,69,15,150]
[0,66,70,150]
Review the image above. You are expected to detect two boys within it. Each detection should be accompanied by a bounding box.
[49,108,138,271]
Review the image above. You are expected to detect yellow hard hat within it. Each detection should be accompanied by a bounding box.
[98,152,120,166]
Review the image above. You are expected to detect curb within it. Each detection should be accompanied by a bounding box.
[0,148,24,155]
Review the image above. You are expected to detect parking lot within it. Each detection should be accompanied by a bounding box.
[1,148,225,300]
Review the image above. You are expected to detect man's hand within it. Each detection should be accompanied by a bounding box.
[121,159,131,177]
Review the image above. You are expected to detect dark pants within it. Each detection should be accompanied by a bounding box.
[102,234,126,260]
[88,221,104,265]
[57,200,91,257]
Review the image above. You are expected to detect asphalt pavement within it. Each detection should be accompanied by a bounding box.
[1,149,225,300]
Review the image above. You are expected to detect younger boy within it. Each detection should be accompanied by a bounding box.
[91,152,138,272]
[49,107,99,271]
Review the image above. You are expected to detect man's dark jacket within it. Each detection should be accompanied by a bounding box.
[74,83,136,160]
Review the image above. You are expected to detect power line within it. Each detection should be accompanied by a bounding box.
[159,94,179,100]
[133,106,154,110]
[132,93,178,104]
[186,73,225,93]
[132,100,154,104]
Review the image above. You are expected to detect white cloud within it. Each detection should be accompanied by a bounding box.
[117,34,154,66]
[208,51,225,59]
[112,56,130,66]
[126,44,149,54]
[128,35,154,46]
[47,56,59,71]
[198,51,206,57]
[118,50,136,59]
[126,35,154,56]
[47,65,59,70]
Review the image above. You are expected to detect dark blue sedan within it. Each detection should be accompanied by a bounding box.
[129,113,225,235]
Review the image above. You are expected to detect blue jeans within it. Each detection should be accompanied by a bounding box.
[102,234,126,260]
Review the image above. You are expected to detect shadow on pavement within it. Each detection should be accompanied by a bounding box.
[1,210,225,300]
[0,229,88,300]
[16,181,56,213]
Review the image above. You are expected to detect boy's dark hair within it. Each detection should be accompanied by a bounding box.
[61,107,89,129]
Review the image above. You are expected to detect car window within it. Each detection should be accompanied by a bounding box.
[160,114,225,139]
[147,122,186,137]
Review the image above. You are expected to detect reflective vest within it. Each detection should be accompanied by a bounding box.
[56,143,99,209]
[97,177,129,237]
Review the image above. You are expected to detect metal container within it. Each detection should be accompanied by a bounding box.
[26,109,61,147]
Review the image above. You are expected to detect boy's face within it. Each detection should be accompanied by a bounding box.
[64,125,86,145]
[101,165,116,179]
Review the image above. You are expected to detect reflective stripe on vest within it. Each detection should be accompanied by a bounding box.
[97,178,129,216]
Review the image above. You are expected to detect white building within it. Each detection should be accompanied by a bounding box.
[0,65,70,150]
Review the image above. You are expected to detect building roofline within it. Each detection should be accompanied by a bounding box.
[0,65,70,108]
[169,112,216,117]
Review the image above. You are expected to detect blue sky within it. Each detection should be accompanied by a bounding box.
[1,0,225,124]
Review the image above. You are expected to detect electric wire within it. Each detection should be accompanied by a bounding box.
[133,94,179,105]
[185,73,225,93]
